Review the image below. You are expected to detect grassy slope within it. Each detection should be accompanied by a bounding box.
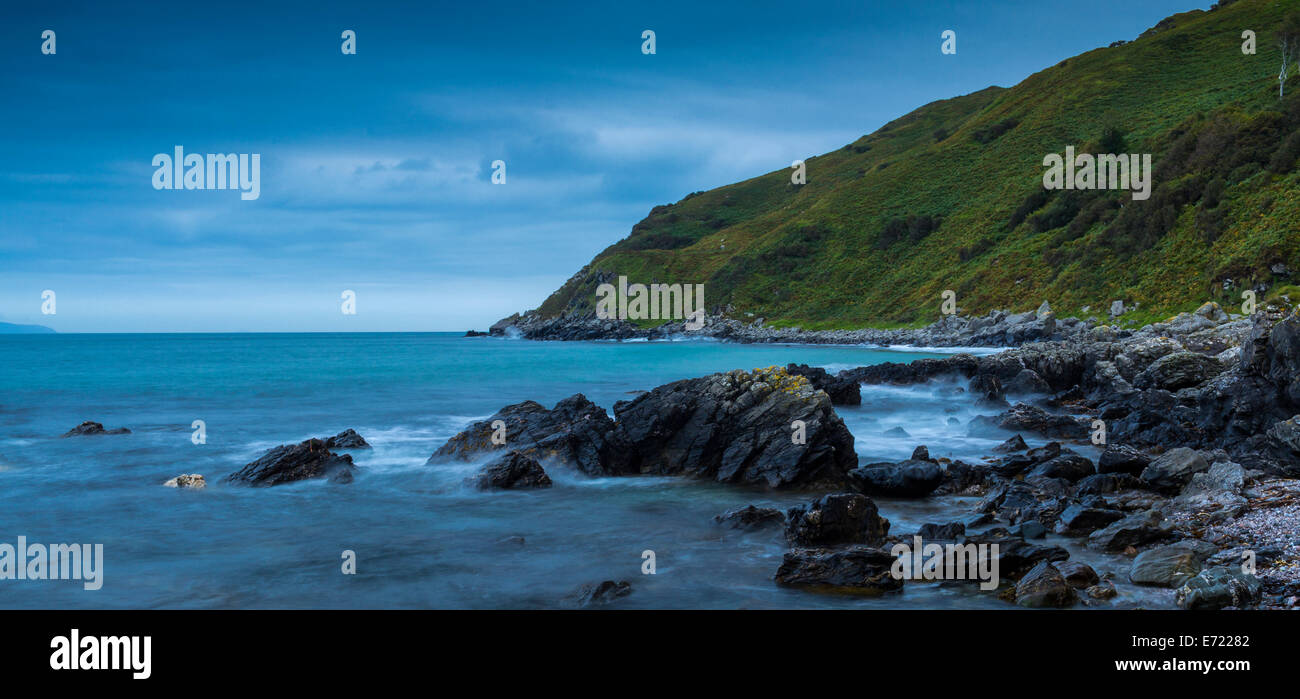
[535,0,1300,329]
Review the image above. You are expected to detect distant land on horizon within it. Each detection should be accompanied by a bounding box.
[0,322,56,334]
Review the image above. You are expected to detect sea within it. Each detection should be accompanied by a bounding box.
[0,332,1172,608]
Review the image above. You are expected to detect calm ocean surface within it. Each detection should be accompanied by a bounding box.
[0,332,1163,608]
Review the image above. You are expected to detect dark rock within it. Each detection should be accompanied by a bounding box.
[324,428,371,449]
[1015,561,1078,608]
[430,394,617,476]
[467,451,553,490]
[1057,561,1100,589]
[989,441,1062,477]
[1175,567,1262,610]
[1133,351,1223,391]
[1130,544,1202,587]
[61,421,129,437]
[1007,369,1052,395]
[883,426,911,438]
[1086,580,1118,599]
[992,434,1028,453]
[933,460,985,495]
[1097,444,1151,475]
[572,580,631,607]
[714,505,785,531]
[1087,509,1172,551]
[1075,473,1140,495]
[785,493,889,546]
[1140,447,1210,493]
[607,368,858,488]
[225,438,356,486]
[1055,504,1125,536]
[1026,452,1095,482]
[786,364,861,405]
[1012,520,1048,539]
[463,330,488,337]
[917,522,966,540]
[970,374,1008,407]
[964,532,1069,576]
[774,546,903,595]
[1172,461,1248,520]
[970,404,1088,440]
[848,459,943,497]
[911,445,934,462]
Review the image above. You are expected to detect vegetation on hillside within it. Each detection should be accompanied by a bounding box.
[533,0,1300,329]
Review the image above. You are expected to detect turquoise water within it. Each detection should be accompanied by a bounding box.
[0,333,1165,608]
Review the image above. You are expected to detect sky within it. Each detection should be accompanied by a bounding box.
[0,0,1209,332]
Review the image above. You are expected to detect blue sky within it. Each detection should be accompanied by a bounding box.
[0,0,1206,332]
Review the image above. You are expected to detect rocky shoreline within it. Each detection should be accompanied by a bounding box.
[461,302,1300,609]
[489,302,1092,347]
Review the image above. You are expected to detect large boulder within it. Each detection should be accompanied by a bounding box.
[607,367,858,488]
[429,394,617,476]
[1140,447,1210,492]
[1133,351,1223,391]
[848,460,944,497]
[225,438,356,486]
[61,421,130,437]
[785,493,889,547]
[774,546,903,595]
[467,451,553,490]
[786,364,861,405]
[570,580,632,607]
[1171,461,1247,521]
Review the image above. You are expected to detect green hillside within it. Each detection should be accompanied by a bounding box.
[532,0,1300,329]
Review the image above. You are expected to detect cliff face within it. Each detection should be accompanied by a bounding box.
[515,0,1300,332]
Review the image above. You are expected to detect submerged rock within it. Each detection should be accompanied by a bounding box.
[61,421,130,437]
[1129,544,1202,588]
[163,474,206,489]
[571,580,632,607]
[774,546,903,595]
[467,451,552,490]
[225,438,356,486]
[714,505,785,531]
